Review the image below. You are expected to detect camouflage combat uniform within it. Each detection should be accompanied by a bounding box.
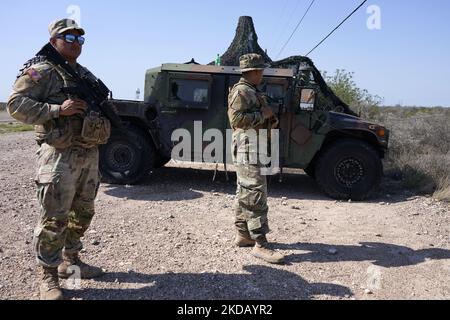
[228,77,272,242]
[228,54,284,265]
[7,58,109,268]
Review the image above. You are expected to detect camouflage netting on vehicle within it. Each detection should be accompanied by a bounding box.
[271,56,357,116]
[209,16,271,66]
[208,16,357,116]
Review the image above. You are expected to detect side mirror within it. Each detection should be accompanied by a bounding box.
[299,88,316,111]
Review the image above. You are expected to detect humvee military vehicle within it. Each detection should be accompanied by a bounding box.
[101,57,389,200]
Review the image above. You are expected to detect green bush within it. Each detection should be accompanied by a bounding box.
[322,69,383,118]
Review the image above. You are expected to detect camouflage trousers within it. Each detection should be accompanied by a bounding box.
[33,143,100,268]
[234,164,269,241]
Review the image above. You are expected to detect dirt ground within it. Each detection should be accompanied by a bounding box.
[0,131,449,300]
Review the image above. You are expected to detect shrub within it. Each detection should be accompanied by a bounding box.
[434,176,450,202]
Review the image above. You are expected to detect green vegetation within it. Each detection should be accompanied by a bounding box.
[0,123,34,134]
[322,69,383,119]
[325,69,450,201]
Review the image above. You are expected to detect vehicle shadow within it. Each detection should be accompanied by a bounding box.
[102,165,332,201]
[102,167,328,202]
[102,165,411,203]
[274,242,450,268]
[102,183,204,202]
[102,166,212,201]
[64,265,352,300]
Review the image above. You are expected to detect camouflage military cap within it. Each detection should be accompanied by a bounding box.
[239,54,267,73]
[48,19,85,37]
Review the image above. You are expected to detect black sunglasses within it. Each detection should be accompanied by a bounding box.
[56,34,85,45]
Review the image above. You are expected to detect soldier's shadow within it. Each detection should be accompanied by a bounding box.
[64,265,352,300]
[274,242,450,268]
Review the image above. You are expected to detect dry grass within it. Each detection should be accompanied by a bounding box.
[362,106,450,200]
[433,177,450,202]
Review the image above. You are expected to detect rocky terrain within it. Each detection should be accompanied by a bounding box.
[0,131,449,300]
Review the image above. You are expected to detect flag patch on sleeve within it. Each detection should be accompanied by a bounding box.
[26,68,42,83]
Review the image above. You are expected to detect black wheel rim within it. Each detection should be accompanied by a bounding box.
[107,142,137,171]
[335,157,364,187]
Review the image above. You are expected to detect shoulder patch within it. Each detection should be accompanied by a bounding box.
[26,68,43,83]
[17,59,55,80]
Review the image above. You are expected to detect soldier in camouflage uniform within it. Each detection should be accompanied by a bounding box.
[228,54,285,264]
[7,19,111,300]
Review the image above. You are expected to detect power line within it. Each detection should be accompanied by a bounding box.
[276,0,316,59]
[271,0,290,50]
[276,0,290,24]
[272,0,303,55]
[305,0,368,56]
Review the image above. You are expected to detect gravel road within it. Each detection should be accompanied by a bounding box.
[0,131,449,300]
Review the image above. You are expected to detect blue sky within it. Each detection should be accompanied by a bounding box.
[1,0,449,106]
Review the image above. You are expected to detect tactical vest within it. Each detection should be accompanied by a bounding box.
[30,60,110,149]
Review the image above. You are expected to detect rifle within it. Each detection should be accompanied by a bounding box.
[36,43,131,139]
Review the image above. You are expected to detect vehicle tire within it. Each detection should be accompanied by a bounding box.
[154,154,171,168]
[99,126,155,185]
[304,164,316,179]
[315,139,382,201]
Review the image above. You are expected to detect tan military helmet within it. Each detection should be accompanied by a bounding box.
[239,54,267,73]
[48,18,85,37]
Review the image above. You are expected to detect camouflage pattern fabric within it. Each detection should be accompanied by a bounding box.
[34,144,99,267]
[228,77,271,241]
[238,53,267,73]
[234,164,269,240]
[7,58,105,267]
[8,60,109,149]
[228,78,266,132]
[48,18,85,38]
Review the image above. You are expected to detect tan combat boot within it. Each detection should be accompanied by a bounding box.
[39,266,64,300]
[251,239,285,264]
[58,252,104,279]
[235,231,256,247]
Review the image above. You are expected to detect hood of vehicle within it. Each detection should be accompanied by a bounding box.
[329,111,386,130]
